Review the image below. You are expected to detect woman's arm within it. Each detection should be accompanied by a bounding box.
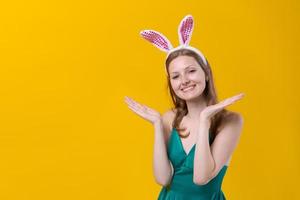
[193,112,243,185]
[123,96,173,186]
[193,121,214,185]
[153,113,173,186]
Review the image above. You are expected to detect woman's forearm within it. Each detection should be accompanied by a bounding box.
[193,121,215,185]
[153,120,172,186]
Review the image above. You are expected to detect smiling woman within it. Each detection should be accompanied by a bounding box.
[125,14,244,200]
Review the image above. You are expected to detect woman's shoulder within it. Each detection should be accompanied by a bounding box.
[223,111,243,123]
[218,110,244,132]
[161,108,177,138]
[162,108,177,129]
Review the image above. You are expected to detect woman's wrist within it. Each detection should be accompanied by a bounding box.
[199,117,211,128]
[153,118,163,127]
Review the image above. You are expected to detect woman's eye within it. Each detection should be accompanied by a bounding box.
[172,76,178,79]
[189,70,196,73]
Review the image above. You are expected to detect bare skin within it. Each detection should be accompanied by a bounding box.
[124,55,244,186]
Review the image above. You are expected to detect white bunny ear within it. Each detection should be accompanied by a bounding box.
[178,15,194,46]
[140,30,173,53]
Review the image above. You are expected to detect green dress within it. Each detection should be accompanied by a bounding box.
[157,127,228,200]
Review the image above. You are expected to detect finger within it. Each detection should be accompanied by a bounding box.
[142,104,155,113]
[125,96,145,111]
[218,99,238,108]
[126,102,148,118]
[232,93,244,100]
[124,96,134,107]
[125,97,150,115]
[228,94,244,104]
[229,93,245,101]
[127,104,155,123]
[125,97,159,119]
[140,104,157,116]
[124,96,138,107]
[218,94,244,108]
[221,93,244,104]
[125,96,138,105]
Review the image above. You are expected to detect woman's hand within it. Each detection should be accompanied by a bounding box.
[200,93,245,125]
[124,96,162,125]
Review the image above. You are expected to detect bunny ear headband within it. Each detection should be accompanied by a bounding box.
[140,14,208,74]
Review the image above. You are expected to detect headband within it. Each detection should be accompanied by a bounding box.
[140,15,208,74]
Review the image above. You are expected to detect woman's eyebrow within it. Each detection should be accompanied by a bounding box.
[170,65,195,74]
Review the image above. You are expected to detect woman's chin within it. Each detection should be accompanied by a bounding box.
[178,91,204,101]
[180,94,200,101]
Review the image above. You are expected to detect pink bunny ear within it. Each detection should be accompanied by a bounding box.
[178,15,194,46]
[140,30,173,53]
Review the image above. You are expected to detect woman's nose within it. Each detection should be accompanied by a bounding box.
[181,76,190,84]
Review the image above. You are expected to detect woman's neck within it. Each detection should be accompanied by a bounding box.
[185,95,207,121]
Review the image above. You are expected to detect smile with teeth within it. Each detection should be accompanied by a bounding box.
[182,85,196,92]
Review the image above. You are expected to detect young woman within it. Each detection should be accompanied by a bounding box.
[124,15,244,200]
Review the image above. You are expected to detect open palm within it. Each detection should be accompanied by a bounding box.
[200,93,245,121]
[124,96,161,124]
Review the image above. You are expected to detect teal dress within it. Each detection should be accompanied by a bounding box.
[158,127,228,200]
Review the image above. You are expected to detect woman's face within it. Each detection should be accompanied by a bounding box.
[168,55,206,101]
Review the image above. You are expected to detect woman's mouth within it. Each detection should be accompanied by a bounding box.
[181,85,196,92]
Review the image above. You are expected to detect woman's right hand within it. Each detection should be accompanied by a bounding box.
[124,96,162,125]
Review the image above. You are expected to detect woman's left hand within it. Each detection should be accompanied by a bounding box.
[200,93,245,125]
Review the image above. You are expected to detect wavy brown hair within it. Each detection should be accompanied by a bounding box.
[165,49,230,141]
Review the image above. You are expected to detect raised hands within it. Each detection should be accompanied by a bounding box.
[199,93,245,124]
[124,96,162,125]
[124,93,244,125]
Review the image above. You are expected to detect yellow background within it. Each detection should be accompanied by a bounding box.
[0,0,299,199]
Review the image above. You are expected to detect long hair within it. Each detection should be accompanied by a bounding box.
[165,49,229,141]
